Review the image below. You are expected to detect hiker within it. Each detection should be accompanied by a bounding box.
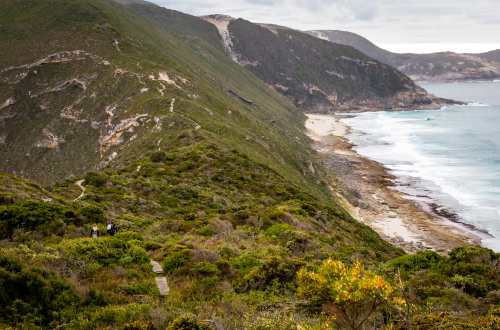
[90,224,99,238]
[106,219,117,236]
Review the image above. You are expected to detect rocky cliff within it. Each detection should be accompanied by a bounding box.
[198,16,447,113]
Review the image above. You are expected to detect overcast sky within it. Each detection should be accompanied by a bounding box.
[146,0,500,53]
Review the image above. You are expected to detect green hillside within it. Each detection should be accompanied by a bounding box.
[3,160,500,329]
[0,0,317,193]
[122,1,223,50]
[116,4,443,113]
[0,141,404,329]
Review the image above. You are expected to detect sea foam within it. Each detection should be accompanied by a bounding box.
[339,81,500,250]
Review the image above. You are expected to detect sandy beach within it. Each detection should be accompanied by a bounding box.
[306,114,480,253]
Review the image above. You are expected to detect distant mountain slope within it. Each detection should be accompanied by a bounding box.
[121,1,224,51]
[0,0,317,190]
[118,3,447,113]
[308,30,394,65]
[308,30,500,82]
[196,16,444,113]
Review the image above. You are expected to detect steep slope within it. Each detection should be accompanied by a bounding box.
[308,30,500,82]
[115,3,443,113]
[0,0,318,193]
[0,133,403,330]
[308,30,395,65]
[198,16,443,113]
[119,1,224,50]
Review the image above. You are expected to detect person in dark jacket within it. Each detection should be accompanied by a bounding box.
[106,219,117,236]
[90,224,99,238]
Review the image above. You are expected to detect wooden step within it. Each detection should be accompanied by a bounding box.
[155,277,169,295]
[150,260,164,274]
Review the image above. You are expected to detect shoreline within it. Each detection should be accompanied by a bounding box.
[305,113,481,253]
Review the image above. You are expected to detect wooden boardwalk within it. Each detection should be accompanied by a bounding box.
[150,260,169,295]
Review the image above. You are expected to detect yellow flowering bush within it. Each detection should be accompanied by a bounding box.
[297,258,403,330]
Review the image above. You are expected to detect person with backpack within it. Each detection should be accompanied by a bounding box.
[106,219,117,236]
[90,223,99,238]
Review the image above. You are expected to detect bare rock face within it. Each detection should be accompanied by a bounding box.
[200,15,238,62]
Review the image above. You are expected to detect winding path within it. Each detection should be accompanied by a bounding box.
[150,260,169,295]
[74,179,85,201]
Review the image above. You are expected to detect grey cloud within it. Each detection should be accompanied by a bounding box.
[242,0,283,6]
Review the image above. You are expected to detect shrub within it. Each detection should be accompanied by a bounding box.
[264,209,285,220]
[449,246,498,264]
[115,231,144,242]
[179,160,196,171]
[412,312,490,330]
[234,210,250,220]
[213,259,232,278]
[385,250,445,274]
[0,201,73,238]
[0,255,80,327]
[84,288,108,307]
[230,253,261,276]
[234,257,304,292]
[166,316,212,330]
[183,212,197,221]
[211,169,225,182]
[61,237,147,267]
[163,249,191,274]
[194,262,218,275]
[219,246,239,259]
[84,171,108,187]
[232,210,251,227]
[198,225,214,237]
[77,205,106,224]
[121,321,155,330]
[297,258,402,330]
[150,151,167,162]
[200,276,220,290]
[122,282,157,295]
[243,312,298,330]
[265,224,295,237]
[126,245,149,265]
[143,241,161,251]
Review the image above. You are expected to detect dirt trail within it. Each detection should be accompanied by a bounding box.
[74,179,85,201]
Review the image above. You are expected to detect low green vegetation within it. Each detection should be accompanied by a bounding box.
[2,142,500,329]
[0,141,402,329]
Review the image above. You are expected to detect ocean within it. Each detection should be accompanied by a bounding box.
[339,81,500,251]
